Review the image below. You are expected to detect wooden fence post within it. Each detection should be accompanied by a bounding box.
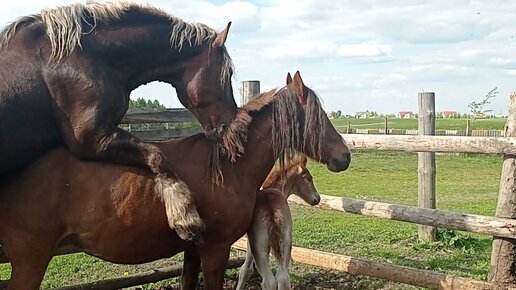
[418,92,436,241]
[384,117,389,134]
[347,121,352,134]
[466,119,471,136]
[240,81,260,105]
[489,92,516,284]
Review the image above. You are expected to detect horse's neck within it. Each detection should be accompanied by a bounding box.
[263,177,290,198]
[238,108,278,189]
[90,23,203,87]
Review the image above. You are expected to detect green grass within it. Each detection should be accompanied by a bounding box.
[290,151,500,284]
[0,152,503,288]
[331,117,506,131]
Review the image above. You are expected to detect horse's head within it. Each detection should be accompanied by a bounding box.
[173,22,237,140]
[287,71,351,172]
[284,155,320,205]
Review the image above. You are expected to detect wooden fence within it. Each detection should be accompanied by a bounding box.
[339,128,505,137]
[2,87,516,290]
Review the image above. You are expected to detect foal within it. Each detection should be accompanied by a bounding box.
[236,155,320,290]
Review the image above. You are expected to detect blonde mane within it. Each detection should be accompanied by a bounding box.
[0,1,233,81]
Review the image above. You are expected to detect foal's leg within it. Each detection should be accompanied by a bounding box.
[198,244,231,290]
[275,235,292,290]
[182,248,201,290]
[43,68,203,242]
[235,239,255,290]
[276,212,293,290]
[249,232,276,290]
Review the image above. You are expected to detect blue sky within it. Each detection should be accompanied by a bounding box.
[1,0,516,115]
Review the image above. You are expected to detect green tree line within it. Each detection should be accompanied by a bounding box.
[128,97,165,110]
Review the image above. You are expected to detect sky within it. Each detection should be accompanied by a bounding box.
[1,0,516,115]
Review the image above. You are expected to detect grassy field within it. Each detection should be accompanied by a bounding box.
[331,117,506,131]
[0,151,502,289]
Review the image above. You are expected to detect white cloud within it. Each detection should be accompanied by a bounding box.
[338,43,391,58]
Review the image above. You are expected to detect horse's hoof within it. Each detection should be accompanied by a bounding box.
[175,226,204,245]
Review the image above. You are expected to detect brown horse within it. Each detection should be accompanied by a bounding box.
[0,71,350,290]
[0,2,237,240]
[236,154,320,290]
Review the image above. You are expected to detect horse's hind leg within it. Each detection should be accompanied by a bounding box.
[3,238,54,290]
[276,213,293,290]
[275,245,291,290]
[249,234,276,290]
[44,70,203,242]
[182,248,201,290]
[235,239,254,290]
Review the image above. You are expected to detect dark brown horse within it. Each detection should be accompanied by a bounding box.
[0,72,350,290]
[0,2,237,240]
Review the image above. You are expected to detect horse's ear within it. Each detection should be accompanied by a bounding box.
[286,73,293,85]
[213,22,232,48]
[293,71,307,104]
[300,155,308,167]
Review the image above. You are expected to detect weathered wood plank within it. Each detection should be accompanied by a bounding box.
[240,80,260,105]
[288,195,516,239]
[418,92,437,240]
[129,127,203,141]
[122,108,196,124]
[490,92,516,284]
[342,134,516,154]
[233,238,510,290]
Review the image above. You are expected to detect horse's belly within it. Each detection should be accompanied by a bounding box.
[77,219,188,264]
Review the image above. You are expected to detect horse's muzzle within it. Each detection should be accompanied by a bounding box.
[205,124,226,141]
[327,152,351,172]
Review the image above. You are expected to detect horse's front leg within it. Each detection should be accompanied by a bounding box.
[182,247,202,290]
[198,244,231,290]
[2,235,55,290]
[43,68,204,243]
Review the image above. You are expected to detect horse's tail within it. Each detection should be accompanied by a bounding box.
[259,189,291,262]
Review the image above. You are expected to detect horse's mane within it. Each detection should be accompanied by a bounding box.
[0,1,233,82]
[261,154,307,189]
[212,83,325,182]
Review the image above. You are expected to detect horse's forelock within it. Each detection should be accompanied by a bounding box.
[272,86,325,170]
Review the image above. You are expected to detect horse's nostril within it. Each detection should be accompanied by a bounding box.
[205,129,218,140]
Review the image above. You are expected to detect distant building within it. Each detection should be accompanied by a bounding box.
[442,111,459,118]
[398,111,416,118]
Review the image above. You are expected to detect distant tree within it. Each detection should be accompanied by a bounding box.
[128,97,165,110]
[468,87,498,119]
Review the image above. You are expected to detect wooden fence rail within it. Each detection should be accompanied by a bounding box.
[343,134,516,154]
[232,238,514,290]
[288,195,516,239]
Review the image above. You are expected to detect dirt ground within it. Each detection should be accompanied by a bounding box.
[152,267,416,290]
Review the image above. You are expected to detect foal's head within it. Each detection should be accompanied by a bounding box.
[263,155,320,206]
